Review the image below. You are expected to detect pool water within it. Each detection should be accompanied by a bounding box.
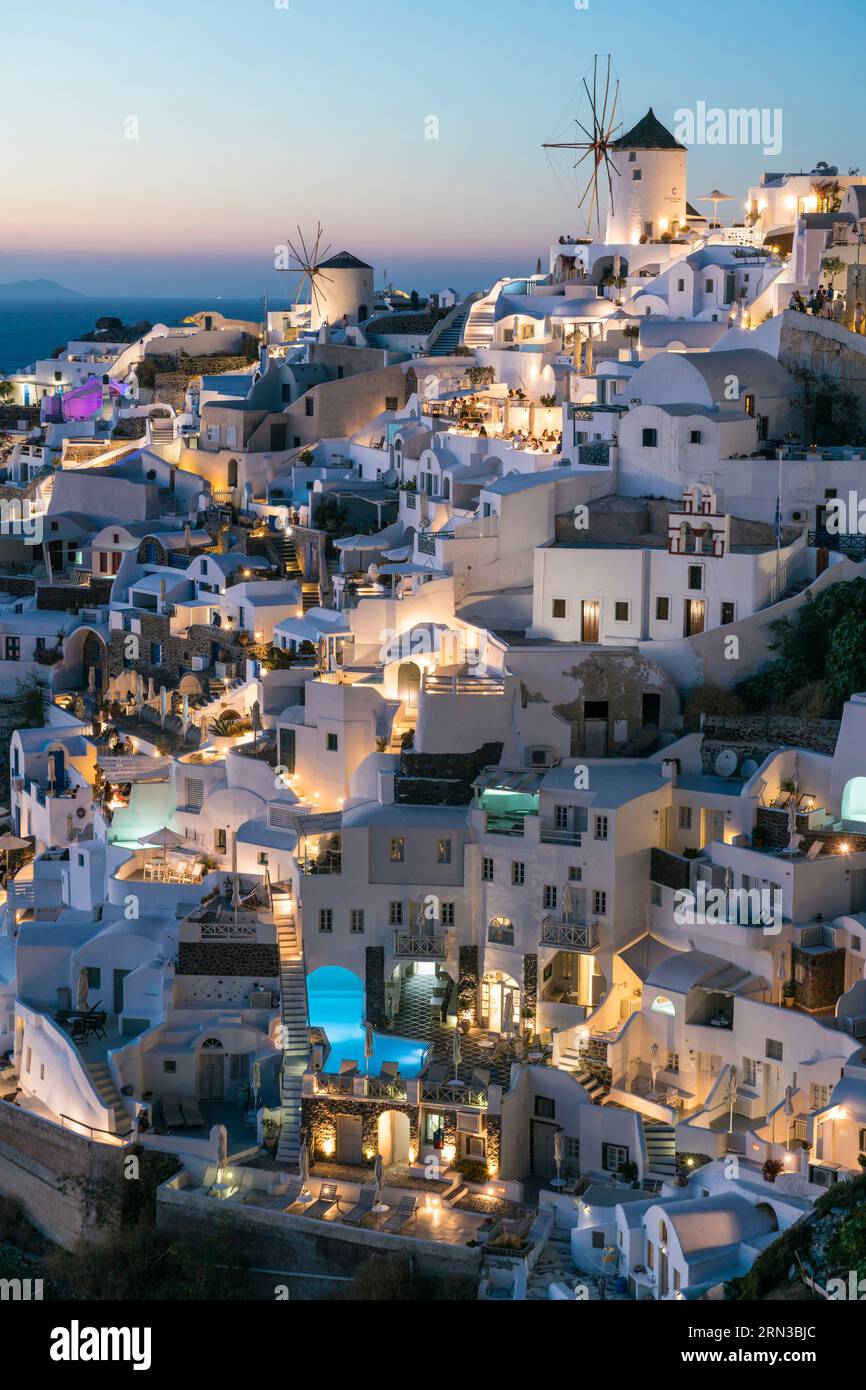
[307,967,428,1077]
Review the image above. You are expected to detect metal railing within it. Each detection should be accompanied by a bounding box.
[420,1081,488,1108]
[200,922,257,940]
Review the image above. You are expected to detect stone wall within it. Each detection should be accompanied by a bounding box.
[458,945,479,1024]
[177,942,280,976]
[301,1094,419,1162]
[791,945,846,1011]
[650,846,692,891]
[365,946,385,1029]
[701,714,840,763]
[0,1099,127,1248]
[523,954,538,1017]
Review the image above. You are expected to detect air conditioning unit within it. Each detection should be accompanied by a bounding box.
[250,991,273,1009]
[529,745,556,769]
[456,1110,484,1135]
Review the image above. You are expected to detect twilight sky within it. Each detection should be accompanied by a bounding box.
[3,0,863,297]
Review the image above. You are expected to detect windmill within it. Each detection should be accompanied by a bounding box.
[543,54,622,238]
[282,223,335,323]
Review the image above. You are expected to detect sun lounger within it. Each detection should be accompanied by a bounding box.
[339,1189,376,1226]
[294,1180,340,1220]
[380,1195,418,1234]
[423,1061,448,1084]
[336,1059,358,1091]
[180,1095,205,1127]
[472,1068,491,1088]
[162,1095,185,1128]
[379,1060,400,1086]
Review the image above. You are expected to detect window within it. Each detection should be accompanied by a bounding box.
[482,857,494,882]
[689,430,702,445]
[488,916,513,945]
[744,393,755,418]
[552,598,567,619]
[441,902,455,926]
[766,1039,783,1061]
[720,601,736,625]
[350,909,365,934]
[591,1230,605,1249]
[318,908,333,933]
[389,901,403,925]
[385,396,399,412]
[543,885,557,910]
[390,837,404,863]
[214,828,227,852]
[535,1096,555,1119]
[184,777,204,810]
[554,805,569,829]
[678,806,692,831]
[651,883,662,906]
[592,890,607,915]
[642,428,658,447]
[305,397,314,416]
[632,168,642,181]
[150,642,162,665]
[511,861,525,886]
[810,1083,831,1109]
[278,727,296,775]
[569,865,582,881]
[742,1057,758,1088]
[258,852,269,866]
[705,277,714,293]
[628,151,636,162]
[163,1060,177,1074]
[677,278,685,292]
[325,732,339,752]
[656,596,670,621]
[614,601,629,622]
[86,967,101,989]
[602,1143,629,1172]
[594,815,608,841]
[687,565,702,590]
[436,838,452,865]
[4,636,20,661]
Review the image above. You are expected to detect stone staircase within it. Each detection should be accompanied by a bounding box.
[427,299,474,356]
[642,1118,678,1179]
[150,419,175,445]
[274,891,309,1167]
[277,530,302,578]
[301,581,319,612]
[463,281,511,350]
[556,1047,610,1103]
[85,1061,133,1137]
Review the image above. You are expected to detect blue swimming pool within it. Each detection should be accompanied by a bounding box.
[307,966,428,1077]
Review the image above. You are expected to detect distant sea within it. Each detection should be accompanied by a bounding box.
[0,297,267,375]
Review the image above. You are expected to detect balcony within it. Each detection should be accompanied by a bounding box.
[484,810,535,837]
[540,918,599,952]
[540,827,583,846]
[393,928,447,960]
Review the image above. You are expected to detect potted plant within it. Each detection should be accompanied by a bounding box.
[618,1159,638,1186]
[782,980,797,1008]
[762,1157,784,1184]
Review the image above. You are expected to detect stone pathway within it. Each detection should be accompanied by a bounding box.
[384,973,521,1087]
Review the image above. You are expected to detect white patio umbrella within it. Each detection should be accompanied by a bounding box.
[699,189,735,227]
[251,1058,261,1108]
[727,1065,739,1134]
[783,1085,795,1149]
[143,827,190,867]
[452,1024,462,1081]
[47,754,56,793]
[372,1151,388,1214]
[650,1042,660,1096]
[232,873,243,930]
[135,673,145,713]
[364,1020,374,1075]
[147,677,156,703]
[159,685,168,729]
[212,1123,228,1179]
[76,965,89,1011]
[777,949,787,1004]
[553,1129,564,1187]
[0,832,29,881]
[298,1140,312,1200]
[181,692,190,733]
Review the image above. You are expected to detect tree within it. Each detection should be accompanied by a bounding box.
[15,676,47,727]
[821,255,846,285]
[313,495,347,535]
[410,290,419,309]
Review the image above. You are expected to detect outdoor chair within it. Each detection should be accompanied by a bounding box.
[380,1060,400,1083]
[423,1061,448,1084]
[805,841,824,860]
[162,1095,185,1128]
[472,1067,491,1088]
[294,1181,340,1220]
[380,1195,418,1234]
[180,1095,205,1127]
[339,1189,376,1226]
[336,1059,358,1091]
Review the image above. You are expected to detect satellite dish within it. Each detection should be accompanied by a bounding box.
[740,758,759,779]
[714,749,738,778]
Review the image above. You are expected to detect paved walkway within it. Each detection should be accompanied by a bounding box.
[384,972,521,1087]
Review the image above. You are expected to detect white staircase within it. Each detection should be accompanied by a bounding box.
[558,1049,609,1103]
[86,1061,133,1137]
[642,1119,678,1178]
[274,891,309,1167]
[463,278,511,349]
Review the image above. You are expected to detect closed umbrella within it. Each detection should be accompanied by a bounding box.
[298,1139,312,1201]
[147,677,156,703]
[76,965,89,1011]
[782,1084,795,1149]
[159,686,168,730]
[232,873,242,931]
[135,674,145,713]
[452,1024,462,1082]
[251,1058,261,1108]
[372,1151,388,1214]
[364,1020,374,1075]
[727,1064,739,1134]
[553,1129,564,1188]
[47,754,56,794]
[211,1123,229,1185]
[181,692,190,733]
[650,1042,660,1096]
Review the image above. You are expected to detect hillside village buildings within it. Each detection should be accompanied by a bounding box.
[4,110,866,1302]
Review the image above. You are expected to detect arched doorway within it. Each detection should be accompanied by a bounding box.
[227,458,239,489]
[82,631,106,690]
[397,660,421,711]
[198,1037,224,1100]
[842,777,866,825]
[378,1109,411,1167]
[479,971,520,1033]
